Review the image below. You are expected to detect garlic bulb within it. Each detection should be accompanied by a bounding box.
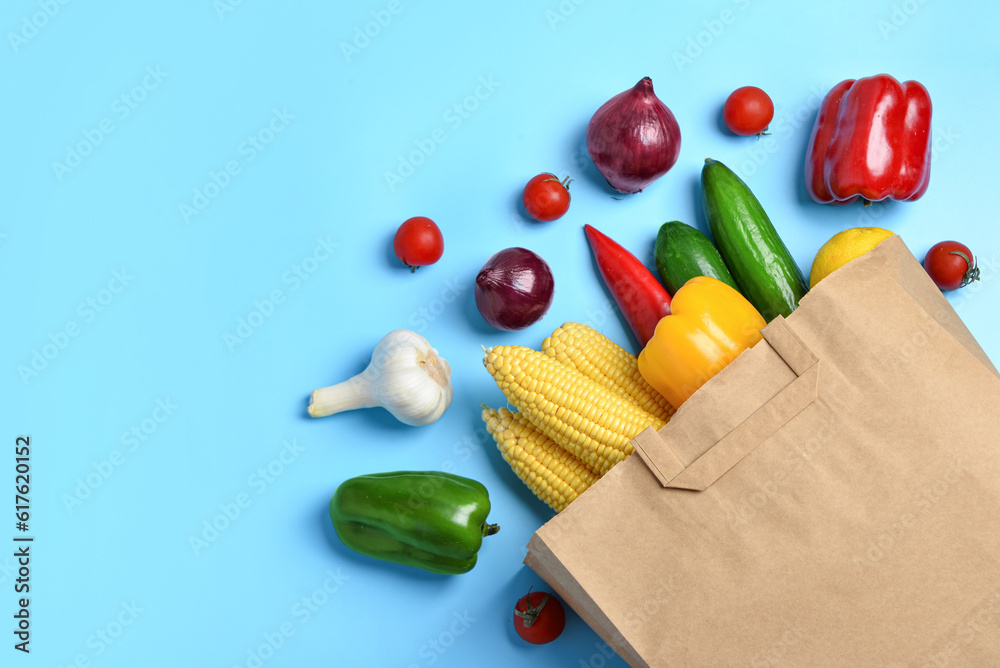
[307,329,453,426]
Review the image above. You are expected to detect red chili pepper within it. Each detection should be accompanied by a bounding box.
[805,74,932,205]
[583,224,671,349]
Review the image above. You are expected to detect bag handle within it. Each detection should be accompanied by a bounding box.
[632,316,820,491]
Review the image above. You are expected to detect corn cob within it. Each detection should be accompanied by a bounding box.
[482,406,599,512]
[483,345,666,475]
[543,322,675,423]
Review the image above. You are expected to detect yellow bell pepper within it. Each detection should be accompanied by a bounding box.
[637,276,766,409]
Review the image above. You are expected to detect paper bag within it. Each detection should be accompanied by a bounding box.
[525,236,1000,667]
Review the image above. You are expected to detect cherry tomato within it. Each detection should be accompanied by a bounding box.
[393,217,443,271]
[513,589,565,645]
[923,241,979,291]
[723,86,774,136]
[522,173,572,222]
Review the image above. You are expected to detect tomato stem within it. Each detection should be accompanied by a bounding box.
[542,175,573,192]
[514,588,550,628]
[951,251,981,286]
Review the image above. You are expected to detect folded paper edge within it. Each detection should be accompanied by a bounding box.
[631,317,821,491]
[760,315,818,376]
[525,532,649,668]
[631,426,684,487]
[665,363,820,490]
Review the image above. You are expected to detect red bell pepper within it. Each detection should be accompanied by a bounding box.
[583,224,671,349]
[805,74,932,205]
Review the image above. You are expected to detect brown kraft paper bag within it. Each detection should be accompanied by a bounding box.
[525,235,1000,667]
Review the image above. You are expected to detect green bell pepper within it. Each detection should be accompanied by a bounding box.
[329,471,499,575]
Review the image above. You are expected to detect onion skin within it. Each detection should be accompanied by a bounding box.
[475,248,555,331]
[586,77,682,194]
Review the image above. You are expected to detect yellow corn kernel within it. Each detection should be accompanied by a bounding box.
[543,322,675,423]
[482,405,599,512]
[483,345,665,475]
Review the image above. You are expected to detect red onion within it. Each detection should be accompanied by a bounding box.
[586,77,682,194]
[475,248,555,331]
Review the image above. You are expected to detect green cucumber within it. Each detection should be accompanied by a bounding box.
[653,221,739,294]
[701,159,808,321]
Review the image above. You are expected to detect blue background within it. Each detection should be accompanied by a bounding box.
[3,0,998,666]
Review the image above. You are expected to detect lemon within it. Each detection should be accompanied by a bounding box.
[809,227,895,287]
